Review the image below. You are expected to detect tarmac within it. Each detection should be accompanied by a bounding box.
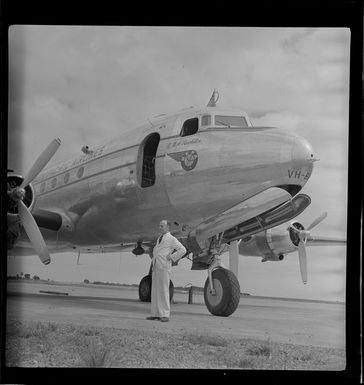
[6,280,345,349]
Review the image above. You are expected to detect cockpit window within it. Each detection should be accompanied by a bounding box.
[201,115,211,126]
[215,115,248,127]
[180,118,199,137]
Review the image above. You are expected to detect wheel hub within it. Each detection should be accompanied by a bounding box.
[206,278,223,306]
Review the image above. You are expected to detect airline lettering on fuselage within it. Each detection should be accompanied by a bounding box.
[38,145,106,181]
[166,137,201,149]
[287,169,311,180]
[167,150,198,171]
[70,145,106,167]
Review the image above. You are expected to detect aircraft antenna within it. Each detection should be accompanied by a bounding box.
[207,89,219,107]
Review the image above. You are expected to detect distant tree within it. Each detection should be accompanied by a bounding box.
[33,275,40,280]
[84,279,90,284]
[24,273,30,279]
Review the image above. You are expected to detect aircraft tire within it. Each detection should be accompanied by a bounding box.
[139,275,152,302]
[138,275,174,302]
[203,268,240,317]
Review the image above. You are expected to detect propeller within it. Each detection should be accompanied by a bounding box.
[18,201,51,264]
[288,211,328,284]
[306,211,327,231]
[298,238,308,284]
[8,138,61,264]
[21,138,61,188]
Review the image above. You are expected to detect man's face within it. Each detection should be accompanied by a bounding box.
[159,221,169,234]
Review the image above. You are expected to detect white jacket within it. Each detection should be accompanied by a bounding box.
[152,232,186,271]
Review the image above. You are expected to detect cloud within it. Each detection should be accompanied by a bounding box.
[281,28,317,53]
[7,26,349,301]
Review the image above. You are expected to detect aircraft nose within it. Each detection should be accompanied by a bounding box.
[291,135,315,163]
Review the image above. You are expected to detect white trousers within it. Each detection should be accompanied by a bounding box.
[151,266,170,318]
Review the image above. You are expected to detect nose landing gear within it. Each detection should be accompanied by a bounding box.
[203,255,240,317]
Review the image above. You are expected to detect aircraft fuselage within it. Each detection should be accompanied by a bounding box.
[23,106,314,252]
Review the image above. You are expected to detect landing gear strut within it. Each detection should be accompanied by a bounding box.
[202,235,240,317]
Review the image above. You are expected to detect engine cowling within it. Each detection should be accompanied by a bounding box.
[239,212,329,284]
[7,171,72,251]
[6,138,62,264]
[238,222,304,261]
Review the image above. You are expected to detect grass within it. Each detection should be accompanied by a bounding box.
[182,329,230,347]
[5,320,346,369]
[77,338,111,367]
[7,321,58,339]
[246,339,272,357]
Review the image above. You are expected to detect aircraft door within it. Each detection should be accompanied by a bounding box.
[134,131,183,236]
[137,133,160,188]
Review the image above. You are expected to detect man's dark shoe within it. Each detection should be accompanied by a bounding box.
[146,316,160,320]
[160,317,169,322]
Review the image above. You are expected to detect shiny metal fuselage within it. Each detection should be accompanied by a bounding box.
[26,107,314,253]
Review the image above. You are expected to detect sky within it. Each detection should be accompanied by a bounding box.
[7,26,350,302]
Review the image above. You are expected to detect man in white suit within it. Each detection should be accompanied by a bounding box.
[146,220,186,322]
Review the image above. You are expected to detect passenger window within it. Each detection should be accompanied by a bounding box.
[64,172,70,184]
[180,118,198,137]
[51,178,57,188]
[77,167,84,178]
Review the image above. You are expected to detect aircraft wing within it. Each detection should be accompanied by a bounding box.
[194,187,293,239]
[188,187,311,251]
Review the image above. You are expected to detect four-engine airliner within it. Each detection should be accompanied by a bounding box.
[7,90,346,316]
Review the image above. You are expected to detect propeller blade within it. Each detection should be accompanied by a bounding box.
[307,211,327,231]
[18,200,51,265]
[287,224,295,231]
[298,241,307,284]
[21,138,61,188]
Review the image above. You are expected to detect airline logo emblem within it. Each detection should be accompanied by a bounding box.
[167,150,198,171]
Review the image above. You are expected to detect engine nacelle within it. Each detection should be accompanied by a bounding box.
[238,222,303,261]
[7,172,74,250]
